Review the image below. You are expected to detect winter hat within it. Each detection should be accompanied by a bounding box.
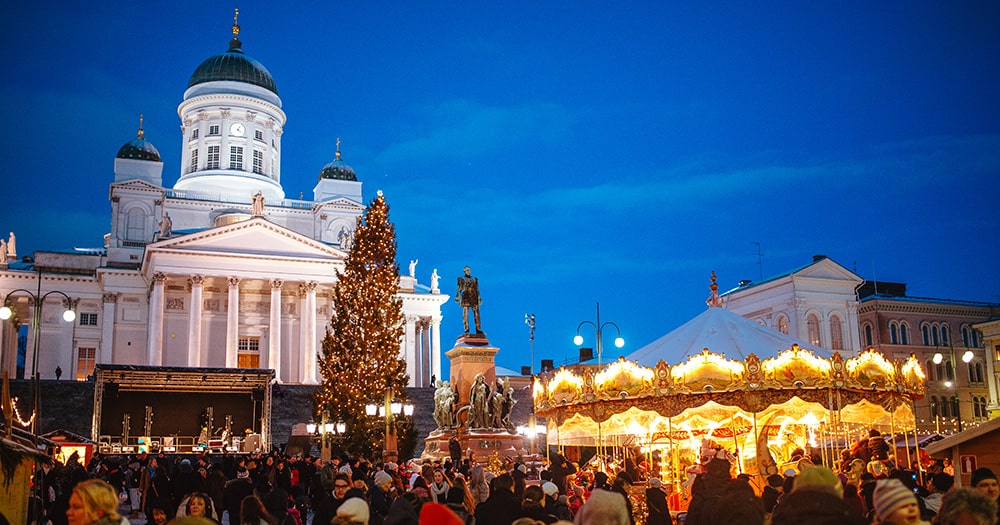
[542,481,559,497]
[873,478,917,523]
[794,466,843,497]
[337,497,370,524]
[419,502,463,525]
[236,467,250,479]
[374,470,393,488]
[575,489,630,525]
[516,464,527,474]
[648,477,662,488]
[972,468,998,488]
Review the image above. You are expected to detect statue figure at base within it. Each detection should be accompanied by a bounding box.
[433,380,454,430]
[469,373,490,429]
[455,266,483,334]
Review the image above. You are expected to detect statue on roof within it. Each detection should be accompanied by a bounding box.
[251,191,265,216]
[409,259,418,279]
[7,232,15,260]
[160,213,173,238]
[430,268,440,292]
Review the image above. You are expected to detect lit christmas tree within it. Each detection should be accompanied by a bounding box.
[313,191,415,460]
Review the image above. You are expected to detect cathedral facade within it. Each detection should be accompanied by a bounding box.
[0,20,447,387]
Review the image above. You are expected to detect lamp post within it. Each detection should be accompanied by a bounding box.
[0,269,76,440]
[573,301,624,366]
[933,345,974,433]
[306,409,345,461]
[366,384,413,463]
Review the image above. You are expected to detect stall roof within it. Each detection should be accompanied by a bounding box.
[627,306,830,367]
[925,417,1000,456]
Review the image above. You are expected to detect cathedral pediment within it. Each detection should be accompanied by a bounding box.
[110,179,164,192]
[794,257,862,284]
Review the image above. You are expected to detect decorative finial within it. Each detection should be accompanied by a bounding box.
[377,190,384,197]
[706,271,724,308]
[335,137,342,161]
[137,114,145,139]
[232,8,240,37]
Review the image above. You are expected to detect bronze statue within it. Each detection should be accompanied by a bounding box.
[455,266,483,334]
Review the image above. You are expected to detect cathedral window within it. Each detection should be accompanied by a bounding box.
[255,129,264,141]
[230,146,243,170]
[189,149,198,173]
[76,347,96,380]
[777,315,789,335]
[829,315,844,350]
[209,125,220,136]
[238,337,260,368]
[207,146,220,169]
[125,208,146,241]
[191,129,199,140]
[922,324,931,346]
[253,150,264,174]
[807,313,821,346]
[79,313,98,326]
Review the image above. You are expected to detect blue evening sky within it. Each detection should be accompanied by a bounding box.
[1,2,998,375]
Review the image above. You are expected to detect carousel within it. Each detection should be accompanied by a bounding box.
[532,276,926,511]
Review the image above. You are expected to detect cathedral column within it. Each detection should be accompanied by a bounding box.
[188,275,203,366]
[226,277,240,368]
[302,281,318,384]
[100,293,118,364]
[404,315,417,387]
[147,273,166,366]
[269,279,283,380]
[431,316,442,384]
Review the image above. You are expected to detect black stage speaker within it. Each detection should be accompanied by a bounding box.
[251,388,265,401]
[105,382,119,398]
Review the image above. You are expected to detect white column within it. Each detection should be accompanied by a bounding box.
[226,277,240,368]
[147,273,166,365]
[405,315,417,387]
[302,281,318,384]
[100,293,118,364]
[188,275,203,367]
[431,316,442,383]
[269,279,283,380]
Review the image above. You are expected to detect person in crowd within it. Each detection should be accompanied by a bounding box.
[177,492,221,523]
[761,473,783,513]
[568,485,586,516]
[429,468,452,503]
[334,496,370,525]
[239,495,276,525]
[469,464,490,505]
[709,477,765,525]
[385,491,422,525]
[770,466,866,525]
[443,483,473,523]
[474,473,521,525]
[843,482,866,518]
[872,478,928,525]
[923,472,954,516]
[935,487,998,525]
[685,457,731,525]
[517,484,557,524]
[225,467,256,524]
[148,505,169,525]
[173,459,206,510]
[66,479,127,525]
[972,467,1000,521]
[611,472,635,525]
[314,473,353,525]
[574,488,629,525]
[645,477,671,525]
[369,470,394,523]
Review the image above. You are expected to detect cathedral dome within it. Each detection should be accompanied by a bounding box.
[116,123,161,162]
[188,37,278,95]
[319,146,357,181]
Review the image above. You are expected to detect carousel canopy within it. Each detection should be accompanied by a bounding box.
[627,306,829,366]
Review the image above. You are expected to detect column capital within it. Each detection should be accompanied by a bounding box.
[271,279,284,290]
[189,274,204,286]
[228,276,241,288]
[152,272,167,283]
[103,293,120,304]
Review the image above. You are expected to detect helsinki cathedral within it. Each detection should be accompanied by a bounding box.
[0,16,448,387]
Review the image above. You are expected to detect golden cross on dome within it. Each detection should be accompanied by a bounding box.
[138,114,145,139]
[232,8,241,37]
[336,137,342,160]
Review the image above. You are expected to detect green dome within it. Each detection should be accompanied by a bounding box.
[188,38,278,95]
[116,131,161,162]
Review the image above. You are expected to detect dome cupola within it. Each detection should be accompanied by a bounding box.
[187,10,278,95]
[319,139,357,181]
[116,115,161,162]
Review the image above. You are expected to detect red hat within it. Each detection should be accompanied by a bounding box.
[419,502,463,525]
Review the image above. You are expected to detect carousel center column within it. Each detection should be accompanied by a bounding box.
[226,277,240,368]
[188,275,204,366]
[302,281,318,384]
[147,272,166,366]
[269,279,283,380]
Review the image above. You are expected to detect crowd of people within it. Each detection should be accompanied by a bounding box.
[27,436,1000,525]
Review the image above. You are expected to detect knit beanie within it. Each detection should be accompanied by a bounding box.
[972,468,998,488]
[419,502,463,525]
[575,489,630,525]
[374,470,393,488]
[337,497,370,524]
[794,466,843,497]
[873,478,917,523]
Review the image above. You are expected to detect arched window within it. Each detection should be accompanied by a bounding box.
[125,208,146,241]
[922,324,931,346]
[890,322,899,345]
[940,396,950,418]
[777,316,789,335]
[941,324,950,345]
[952,396,961,420]
[963,326,972,348]
[936,363,946,383]
[979,397,989,420]
[807,313,821,346]
[930,396,939,418]
[972,330,982,348]
[932,324,940,346]
[830,315,844,350]
[974,397,982,418]
[926,360,936,381]
[945,361,954,381]
[864,324,874,347]
[970,362,984,383]
[900,323,909,345]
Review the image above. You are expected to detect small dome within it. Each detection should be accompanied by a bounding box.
[188,37,278,95]
[116,123,161,162]
[319,143,357,181]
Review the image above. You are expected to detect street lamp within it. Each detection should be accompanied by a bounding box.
[0,269,76,440]
[365,384,413,463]
[573,301,624,366]
[933,346,974,432]
[307,409,346,460]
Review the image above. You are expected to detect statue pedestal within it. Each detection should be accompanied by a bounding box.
[422,428,528,463]
[446,335,498,406]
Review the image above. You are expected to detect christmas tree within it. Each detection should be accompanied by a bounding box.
[313,191,415,461]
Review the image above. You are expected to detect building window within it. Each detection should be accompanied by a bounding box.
[890,322,899,345]
[863,324,874,347]
[940,396,950,418]
[255,129,264,141]
[238,336,260,368]
[972,330,982,348]
[76,347,96,380]
[930,396,939,418]
[829,315,844,350]
[945,361,954,381]
[189,148,198,173]
[125,208,146,241]
[230,146,243,170]
[807,313,821,346]
[963,326,972,348]
[191,129,199,140]
[776,315,788,335]
[932,324,940,346]
[922,324,931,346]
[969,362,984,383]
[253,150,264,174]
[209,125,220,136]
[207,145,220,169]
[900,323,909,345]
[79,313,98,326]
[941,324,950,345]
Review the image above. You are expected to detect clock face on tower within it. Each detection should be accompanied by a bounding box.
[229,122,246,137]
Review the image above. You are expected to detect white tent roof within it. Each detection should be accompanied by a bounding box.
[626,306,831,367]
